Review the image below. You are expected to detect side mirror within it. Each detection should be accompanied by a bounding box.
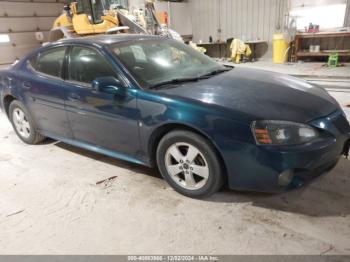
[92,76,125,95]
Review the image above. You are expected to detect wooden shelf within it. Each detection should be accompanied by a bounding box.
[297,51,350,57]
[295,31,350,39]
[292,31,350,62]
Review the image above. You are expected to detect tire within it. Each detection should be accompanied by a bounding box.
[156,130,224,198]
[9,100,45,144]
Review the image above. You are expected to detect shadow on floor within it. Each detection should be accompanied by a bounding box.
[207,185,350,217]
[54,140,350,218]
[54,141,161,179]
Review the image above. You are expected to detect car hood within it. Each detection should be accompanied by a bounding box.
[158,67,339,123]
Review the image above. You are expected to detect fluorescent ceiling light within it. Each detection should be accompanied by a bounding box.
[0,34,10,43]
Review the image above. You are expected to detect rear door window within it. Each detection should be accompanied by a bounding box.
[31,46,66,78]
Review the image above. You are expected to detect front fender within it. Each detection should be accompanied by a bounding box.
[135,89,253,169]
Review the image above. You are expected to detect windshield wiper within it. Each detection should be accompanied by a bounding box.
[149,77,201,89]
[149,68,232,89]
[199,68,232,78]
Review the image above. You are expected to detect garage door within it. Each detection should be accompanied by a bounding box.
[0,0,65,66]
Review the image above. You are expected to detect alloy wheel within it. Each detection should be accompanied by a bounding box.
[12,108,31,139]
[165,142,209,190]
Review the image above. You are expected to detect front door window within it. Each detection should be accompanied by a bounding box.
[68,46,117,86]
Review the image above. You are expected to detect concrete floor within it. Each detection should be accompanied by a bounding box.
[0,109,350,254]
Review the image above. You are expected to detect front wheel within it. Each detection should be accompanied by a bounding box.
[157,130,224,198]
[9,100,45,144]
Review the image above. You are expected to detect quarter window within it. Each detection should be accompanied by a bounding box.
[31,47,66,78]
[68,46,117,85]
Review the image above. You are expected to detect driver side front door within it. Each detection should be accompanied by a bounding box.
[63,45,140,159]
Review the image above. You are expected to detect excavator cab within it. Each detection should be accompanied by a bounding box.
[51,0,120,40]
[72,0,105,24]
[68,0,128,25]
[50,0,182,42]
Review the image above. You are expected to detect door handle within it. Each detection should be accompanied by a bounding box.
[22,81,31,90]
[67,93,81,102]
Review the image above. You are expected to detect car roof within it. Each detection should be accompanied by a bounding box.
[51,34,162,47]
[14,34,164,69]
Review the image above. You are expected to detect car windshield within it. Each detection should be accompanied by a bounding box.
[109,39,226,89]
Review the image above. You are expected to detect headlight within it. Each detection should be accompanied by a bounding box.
[252,120,319,145]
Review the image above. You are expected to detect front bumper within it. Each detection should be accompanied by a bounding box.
[224,110,350,192]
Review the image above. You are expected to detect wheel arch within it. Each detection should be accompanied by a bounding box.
[148,123,228,183]
[3,94,17,118]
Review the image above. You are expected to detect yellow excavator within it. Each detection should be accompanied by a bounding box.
[49,0,182,42]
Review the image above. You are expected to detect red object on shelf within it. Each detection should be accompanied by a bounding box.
[307,28,320,33]
[307,24,320,33]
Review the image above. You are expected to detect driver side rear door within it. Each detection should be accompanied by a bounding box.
[20,45,72,138]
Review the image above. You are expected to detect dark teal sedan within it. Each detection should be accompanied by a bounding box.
[0,35,349,198]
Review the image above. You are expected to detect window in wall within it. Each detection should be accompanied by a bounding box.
[0,34,10,43]
[290,2,347,30]
[103,0,128,9]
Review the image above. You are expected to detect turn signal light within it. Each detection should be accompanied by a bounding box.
[254,128,272,144]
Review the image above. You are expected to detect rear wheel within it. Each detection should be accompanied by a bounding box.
[9,100,45,144]
[157,130,224,198]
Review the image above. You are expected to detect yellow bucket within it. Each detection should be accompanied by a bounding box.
[273,33,289,64]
